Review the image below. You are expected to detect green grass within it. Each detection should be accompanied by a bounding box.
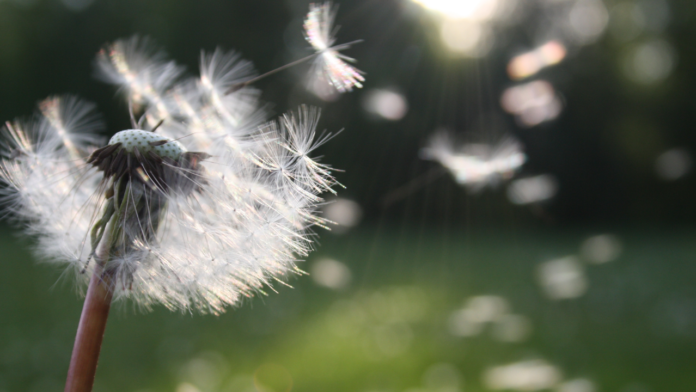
[1,224,695,392]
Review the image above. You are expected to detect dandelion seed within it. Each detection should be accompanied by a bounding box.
[304,2,365,93]
[421,131,526,191]
[95,36,184,118]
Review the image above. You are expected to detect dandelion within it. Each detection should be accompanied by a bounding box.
[421,131,526,192]
[382,132,525,206]
[304,1,365,93]
[0,29,359,391]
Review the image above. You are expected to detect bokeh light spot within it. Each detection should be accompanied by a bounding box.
[655,148,691,180]
[181,352,227,391]
[507,175,558,205]
[311,258,352,290]
[508,41,567,80]
[623,39,676,84]
[448,308,485,337]
[362,89,409,121]
[466,295,509,323]
[501,81,562,127]
[568,0,609,45]
[558,378,597,392]
[580,234,622,264]
[537,256,588,300]
[323,198,363,234]
[611,0,671,42]
[491,314,532,342]
[483,360,562,391]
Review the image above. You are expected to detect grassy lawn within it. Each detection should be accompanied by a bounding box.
[1,224,695,392]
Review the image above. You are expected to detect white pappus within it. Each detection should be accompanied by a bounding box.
[304,1,365,93]
[0,35,346,315]
[421,131,527,192]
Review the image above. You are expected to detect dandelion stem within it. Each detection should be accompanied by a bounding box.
[64,266,114,392]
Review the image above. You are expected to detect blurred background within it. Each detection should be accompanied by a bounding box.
[1,0,696,391]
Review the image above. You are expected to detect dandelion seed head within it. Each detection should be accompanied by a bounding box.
[108,129,186,159]
[1,36,347,314]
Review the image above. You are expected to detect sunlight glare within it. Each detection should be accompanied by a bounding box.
[412,0,501,20]
[440,19,493,57]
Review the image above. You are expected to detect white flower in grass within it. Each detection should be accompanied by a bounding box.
[0,37,342,314]
[304,1,365,93]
